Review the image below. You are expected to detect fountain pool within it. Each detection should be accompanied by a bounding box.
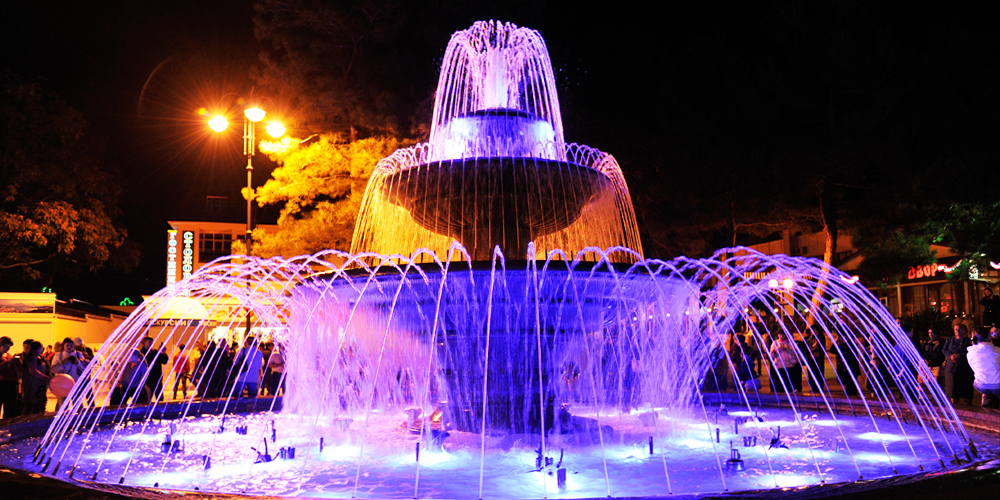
[2,406,994,498]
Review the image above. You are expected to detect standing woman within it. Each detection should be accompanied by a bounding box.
[943,324,974,405]
[119,349,150,405]
[922,329,945,385]
[0,337,19,419]
[51,337,86,411]
[266,344,285,396]
[21,341,50,415]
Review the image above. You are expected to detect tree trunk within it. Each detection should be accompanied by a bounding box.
[806,179,837,329]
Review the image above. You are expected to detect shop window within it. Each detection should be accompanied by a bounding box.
[901,287,914,316]
[206,196,228,217]
[938,283,956,314]
[199,233,232,262]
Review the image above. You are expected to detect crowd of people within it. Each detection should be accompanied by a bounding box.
[704,290,1000,410]
[0,336,94,418]
[922,322,1000,408]
[109,336,287,407]
[0,334,287,419]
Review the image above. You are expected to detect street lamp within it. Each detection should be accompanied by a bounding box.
[208,95,285,348]
[207,99,285,255]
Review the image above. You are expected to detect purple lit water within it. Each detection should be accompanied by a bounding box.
[3,406,991,497]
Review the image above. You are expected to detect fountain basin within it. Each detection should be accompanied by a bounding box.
[2,402,996,498]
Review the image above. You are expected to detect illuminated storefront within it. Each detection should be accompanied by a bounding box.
[166,220,277,283]
[161,221,281,349]
[871,257,997,321]
[747,232,998,325]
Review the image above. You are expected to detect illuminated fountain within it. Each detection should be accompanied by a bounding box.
[0,20,992,498]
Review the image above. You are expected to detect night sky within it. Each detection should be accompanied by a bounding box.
[2,1,993,303]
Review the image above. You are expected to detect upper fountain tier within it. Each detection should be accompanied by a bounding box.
[429,20,564,160]
[351,21,642,262]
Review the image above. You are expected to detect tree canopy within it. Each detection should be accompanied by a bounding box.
[247,134,411,257]
[0,73,129,287]
[253,0,428,137]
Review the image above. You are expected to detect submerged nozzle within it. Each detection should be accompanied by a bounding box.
[725,448,745,472]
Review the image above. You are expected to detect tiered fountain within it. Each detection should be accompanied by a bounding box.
[0,20,991,499]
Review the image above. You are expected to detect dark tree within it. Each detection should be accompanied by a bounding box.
[0,73,131,287]
[253,0,421,137]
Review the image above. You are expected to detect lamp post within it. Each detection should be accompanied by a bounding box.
[208,95,285,345]
[207,97,285,255]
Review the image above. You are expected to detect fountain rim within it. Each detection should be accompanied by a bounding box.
[369,141,621,177]
[3,401,997,500]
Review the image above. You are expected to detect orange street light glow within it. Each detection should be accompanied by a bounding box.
[208,115,229,132]
[244,107,266,122]
[266,121,286,138]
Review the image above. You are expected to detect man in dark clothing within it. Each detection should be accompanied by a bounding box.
[140,337,168,402]
[943,324,974,404]
[830,333,861,396]
[0,337,19,419]
[922,329,946,385]
[981,288,999,327]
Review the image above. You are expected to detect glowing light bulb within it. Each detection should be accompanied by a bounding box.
[782,278,794,290]
[208,115,229,132]
[244,107,266,122]
[266,121,286,138]
[768,279,779,288]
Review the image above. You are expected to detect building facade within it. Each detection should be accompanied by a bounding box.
[746,230,999,326]
[166,220,278,285]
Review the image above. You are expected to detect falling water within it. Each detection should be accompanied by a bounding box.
[3,245,985,497]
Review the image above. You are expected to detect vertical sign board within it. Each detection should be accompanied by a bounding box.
[166,230,178,285]
[182,231,195,280]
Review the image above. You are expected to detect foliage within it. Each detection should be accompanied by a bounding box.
[852,228,936,287]
[246,134,411,258]
[851,201,999,286]
[924,201,1000,265]
[0,73,129,286]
